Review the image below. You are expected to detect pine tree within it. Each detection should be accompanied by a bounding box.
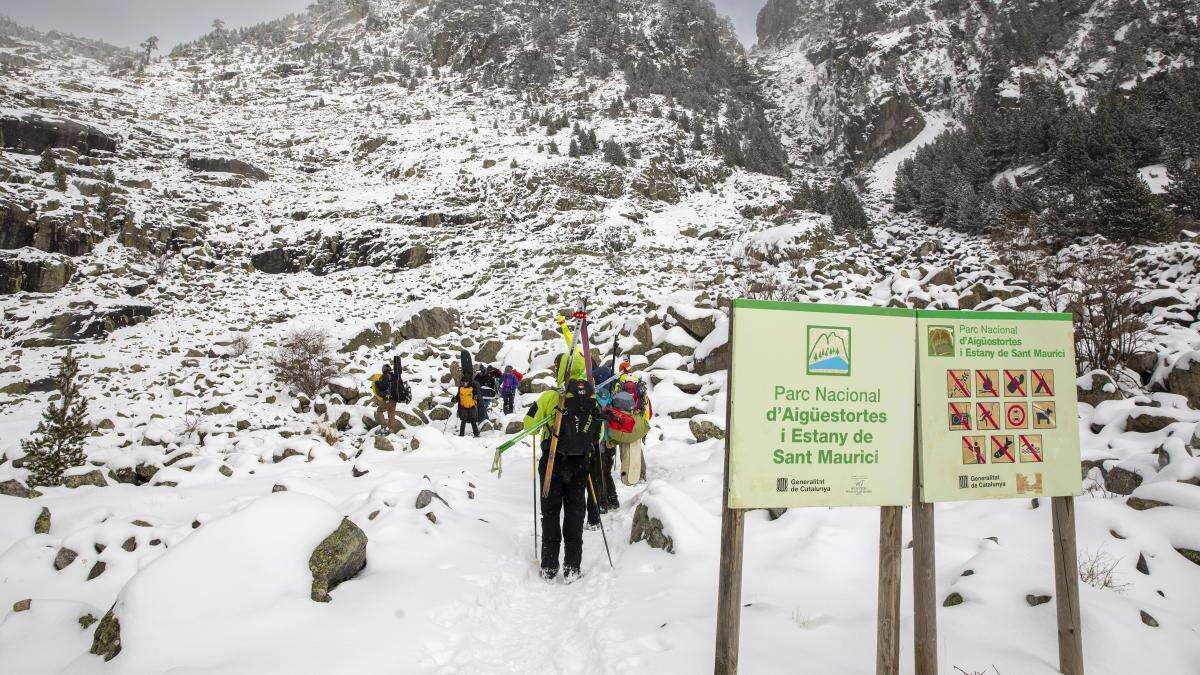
[602,139,628,166]
[1167,156,1199,223]
[21,350,91,488]
[1092,155,1175,243]
[39,148,56,173]
[568,138,580,158]
[828,181,870,233]
[53,165,67,191]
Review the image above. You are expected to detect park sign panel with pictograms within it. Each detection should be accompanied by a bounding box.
[917,310,1081,502]
[726,299,916,508]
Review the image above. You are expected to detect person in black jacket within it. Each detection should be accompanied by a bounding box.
[476,365,498,425]
[452,378,481,438]
[537,378,603,581]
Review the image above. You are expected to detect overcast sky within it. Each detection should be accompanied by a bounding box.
[0,0,768,52]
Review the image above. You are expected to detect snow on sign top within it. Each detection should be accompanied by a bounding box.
[726,299,916,509]
[916,310,1081,503]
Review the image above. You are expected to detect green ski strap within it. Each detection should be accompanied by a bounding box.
[490,413,554,477]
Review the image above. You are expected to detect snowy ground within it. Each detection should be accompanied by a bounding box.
[5,413,1199,674]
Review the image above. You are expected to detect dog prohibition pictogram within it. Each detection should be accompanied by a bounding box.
[948,402,972,431]
[947,369,972,398]
[1004,369,1027,397]
[1031,369,1055,397]
[991,435,1016,463]
[1032,401,1056,429]
[975,369,1000,397]
[1018,434,1044,462]
[976,402,1000,430]
[1005,402,1028,429]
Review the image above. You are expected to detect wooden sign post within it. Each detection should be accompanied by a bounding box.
[915,310,1084,675]
[715,300,916,674]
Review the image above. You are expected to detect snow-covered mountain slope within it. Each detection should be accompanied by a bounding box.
[1,1,1200,673]
[753,0,1199,171]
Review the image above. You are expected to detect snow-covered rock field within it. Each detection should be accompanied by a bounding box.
[1,1,1199,673]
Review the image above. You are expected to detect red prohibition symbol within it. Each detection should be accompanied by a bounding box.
[1006,404,1027,428]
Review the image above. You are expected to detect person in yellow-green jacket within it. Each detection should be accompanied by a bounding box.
[524,379,603,581]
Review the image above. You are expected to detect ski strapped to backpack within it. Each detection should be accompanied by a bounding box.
[541,316,581,498]
[490,314,581,478]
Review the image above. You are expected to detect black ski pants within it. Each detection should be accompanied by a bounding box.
[584,445,618,525]
[539,450,588,572]
[459,419,479,437]
[502,390,516,415]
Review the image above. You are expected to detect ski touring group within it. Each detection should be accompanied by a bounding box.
[366,309,654,581]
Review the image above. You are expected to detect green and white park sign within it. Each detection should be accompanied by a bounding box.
[917,310,1082,502]
[727,300,916,508]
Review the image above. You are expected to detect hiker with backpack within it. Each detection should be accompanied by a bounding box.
[607,360,652,486]
[369,363,397,432]
[525,378,604,581]
[500,365,522,415]
[452,378,481,438]
[476,364,498,425]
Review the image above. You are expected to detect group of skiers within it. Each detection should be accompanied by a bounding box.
[523,314,653,580]
[367,312,654,581]
[451,364,524,437]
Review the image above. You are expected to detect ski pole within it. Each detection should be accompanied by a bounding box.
[532,434,539,563]
[586,471,615,569]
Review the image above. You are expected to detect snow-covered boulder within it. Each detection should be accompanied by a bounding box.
[0,248,76,294]
[1165,352,1200,408]
[692,315,729,375]
[1077,370,1122,407]
[667,304,721,341]
[629,481,717,554]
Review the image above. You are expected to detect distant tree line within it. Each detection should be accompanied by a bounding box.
[894,66,1200,245]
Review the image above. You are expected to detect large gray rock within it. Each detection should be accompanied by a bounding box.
[63,470,108,489]
[250,247,300,274]
[0,112,117,155]
[694,339,730,375]
[475,339,503,365]
[1104,466,1143,496]
[630,503,674,553]
[27,301,152,345]
[1077,371,1123,407]
[0,479,34,498]
[397,307,459,340]
[309,517,368,602]
[89,606,121,661]
[0,249,76,294]
[667,305,718,342]
[186,156,269,180]
[1126,410,1178,434]
[1165,354,1200,408]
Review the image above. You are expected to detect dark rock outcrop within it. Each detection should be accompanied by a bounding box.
[186,156,269,181]
[26,301,153,345]
[250,247,300,274]
[0,112,117,155]
[0,249,75,294]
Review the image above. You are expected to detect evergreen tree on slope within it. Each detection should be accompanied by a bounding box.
[21,350,91,488]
